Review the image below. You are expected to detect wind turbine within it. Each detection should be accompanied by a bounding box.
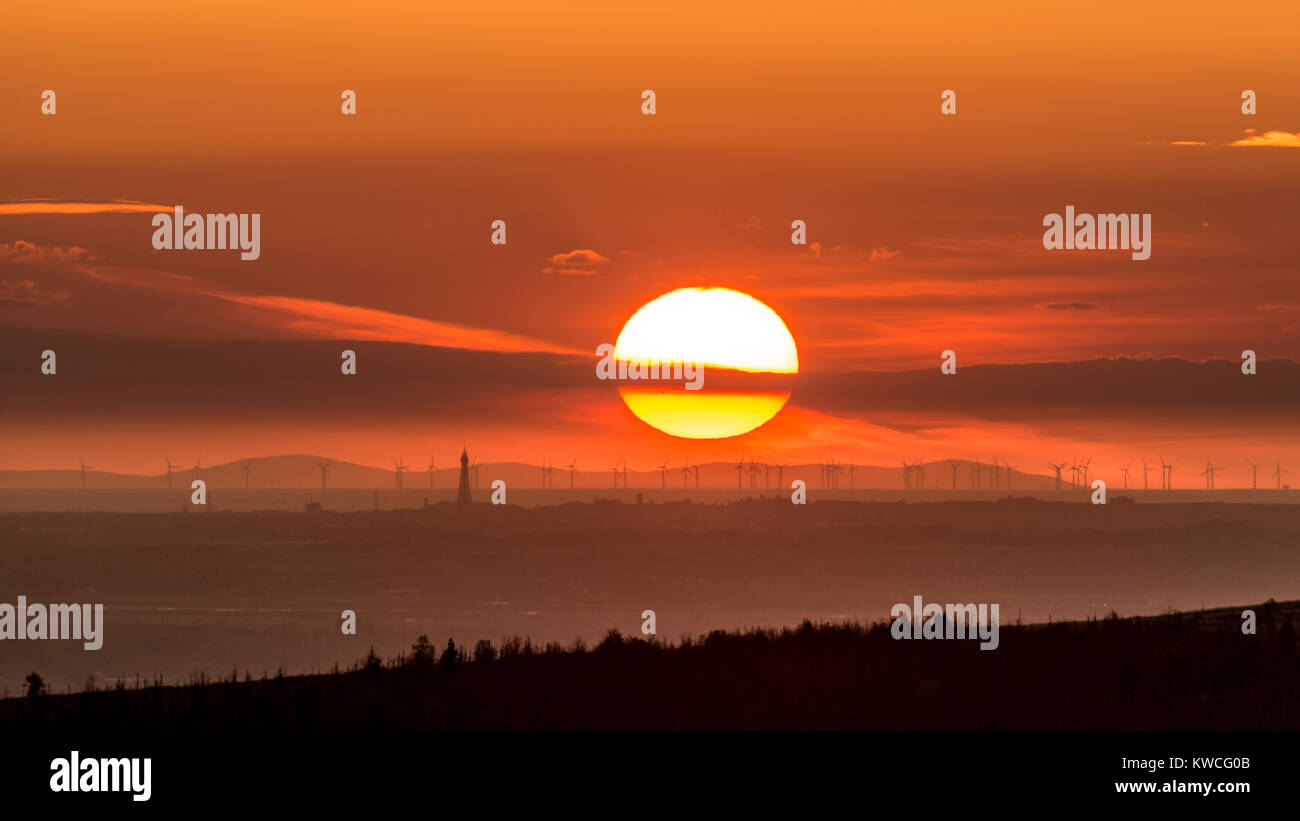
[973,458,982,489]
[901,458,913,490]
[990,456,1000,490]
[1048,461,1066,491]
[393,457,407,489]
[948,459,962,490]
[567,457,579,489]
[659,457,670,490]
[734,456,745,489]
[1200,459,1217,491]
[242,459,253,489]
[164,457,175,489]
[679,465,692,488]
[611,461,623,488]
[1247,460,1258,490]
[426,458,436,489]
[1119,460,1132,490]
[1275,459,1288,490]
[78,457,91,489]
[318,458,333,489]
[1141,459,1153,491]
[1161,457,1174,491]
[1079,458,1092,487]
[470,459,482,488]
[193,456,203,483]
[621,459,629,488]
[1003,462,1018,489]
[773,463,788,488]
[847,460,856,490]
[912,459,925,490]
[541,457,550,489]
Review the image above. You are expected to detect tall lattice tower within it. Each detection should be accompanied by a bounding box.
[457,447,472,504]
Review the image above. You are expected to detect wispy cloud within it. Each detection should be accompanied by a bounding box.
[1044,302,1100,311]
[543,248,609,275]
[69,262,583,355]
[548,249,609,266]
[0,279,71,307]
[0,240,93,264]
[541,267,602,276]
[1229,129,1300,148]
[215,292,584,355]
[1152,129,1300,149]
[0,199,170,215]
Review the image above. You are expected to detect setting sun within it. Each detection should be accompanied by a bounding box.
[614,288,798,438]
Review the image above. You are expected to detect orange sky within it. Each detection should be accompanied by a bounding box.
[1,1,1298,478]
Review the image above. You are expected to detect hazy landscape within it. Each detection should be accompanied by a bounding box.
[3,497,1297,696]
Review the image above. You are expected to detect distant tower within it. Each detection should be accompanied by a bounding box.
[457,447,472,504]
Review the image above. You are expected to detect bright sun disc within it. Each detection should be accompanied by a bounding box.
[614,287,798,438]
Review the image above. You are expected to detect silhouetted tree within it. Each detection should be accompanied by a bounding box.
[411,635,436,668]
[597,628,624,651]
[439,638,460,670]
[24,672,45,699]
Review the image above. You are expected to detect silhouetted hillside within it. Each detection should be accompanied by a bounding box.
[4,601,1296,731]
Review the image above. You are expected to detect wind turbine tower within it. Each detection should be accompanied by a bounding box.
[1048,462,1065,491]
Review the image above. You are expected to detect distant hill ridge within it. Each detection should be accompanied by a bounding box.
[0,454,1058,490]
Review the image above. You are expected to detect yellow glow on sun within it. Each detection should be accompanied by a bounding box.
[619,388,792,439]
[614,287,799,373]
[613,288,798,439]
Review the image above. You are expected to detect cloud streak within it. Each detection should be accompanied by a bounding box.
[0,241,92,264]
[543,248,609,275]
[215,292,585,355]
[67,262,583,356]
[1153,129,1300,149]
[1229,129,1300,148]
[0,199,171,215]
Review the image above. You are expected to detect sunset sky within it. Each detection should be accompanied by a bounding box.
[2,1,1298,483]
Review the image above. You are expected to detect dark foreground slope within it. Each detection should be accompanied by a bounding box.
[3,601,1297,731]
